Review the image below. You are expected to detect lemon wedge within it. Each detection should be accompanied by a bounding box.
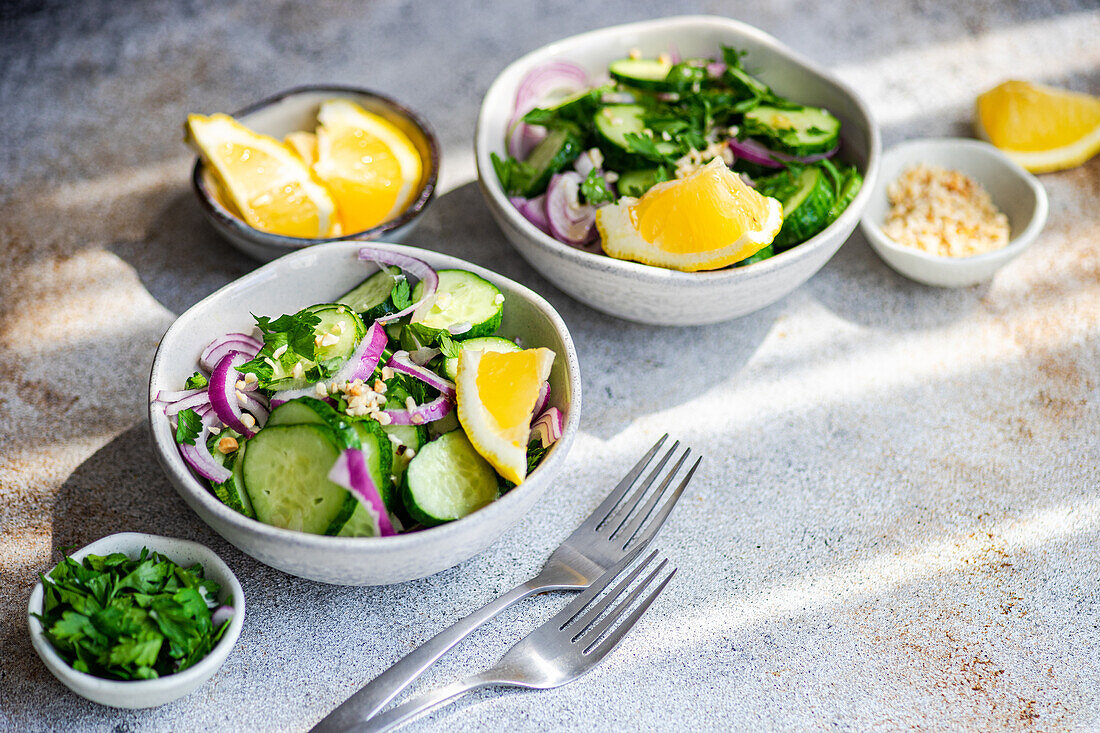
[456,348,555,485]
[976,80,1100,173]
[312,99,423,234]
[186,113,338,238]
[596,158,783,271]
[284,131,319,167]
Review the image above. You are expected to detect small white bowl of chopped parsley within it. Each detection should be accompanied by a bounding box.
[859,138,1049,287]
[27,532,244,709]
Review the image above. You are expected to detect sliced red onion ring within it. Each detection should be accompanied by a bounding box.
[387,351,455,397]
[211,605,235,627]
[328,449,397,536]
[510,195,551,235]
[209,352,262,437]
[175,407,232,484]
[508,61,589,160]
[155,387,204,403]
[164,391,212,417]
[533,382,551,417]
[546,172,597,245]
[530,407,564,449]
[384,394,452,426]
[357,248,438,323]
[706,61,727,78]
[409,347,440,366]
[200,333,262,373]
[507,117,549,160]
[269,321,388,407]
[728,137,840,168]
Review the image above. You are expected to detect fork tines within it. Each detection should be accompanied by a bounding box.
[588,435,702,551]
[556,548,676,656]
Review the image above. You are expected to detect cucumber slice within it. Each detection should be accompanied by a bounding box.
[383,423,428,485]
[743,105,841,156]
[401,430,499,526]
[210,439,255,518]
[411,269,503,339]
[520,126,584,197]
[735,244,775,267]
[441,336,520,380]
[616,167,669,198]
[608,58,673,90]
[332,421,396,536]
[265,396,361,449]
[593,105,678,160]
[723,66,771,100]
[773,167,836,250]
[266,304,366,391]
[337,269,397,319]
[826,168,863,224]
[242,424,348,534]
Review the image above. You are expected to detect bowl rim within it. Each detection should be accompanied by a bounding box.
[190,84,441,251]
[147,241,582,551]
[27,532,245,694]
[859,137,1050,265]
[474,14,881,284]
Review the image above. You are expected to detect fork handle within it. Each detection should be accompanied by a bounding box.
[310,579,544,732]
[355,673,501,733]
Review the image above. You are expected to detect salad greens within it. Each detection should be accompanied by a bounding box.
[496,45,863,262]
[34,548,231,680]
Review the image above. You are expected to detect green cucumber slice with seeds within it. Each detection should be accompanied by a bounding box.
[593,105,678,159]
[441,336,520,380]
[616,167,669,198]
[210,437,255,518]
[337,269,398,320]
[742,105,840,156]
[265,396,361,449]
[242,423,348,534]
[266,304,366,392]
[772,167,836,250]
[383,423,428,485]
[401,430,500,526]
[411,269,504,339]
[608,58,673,90]
[826,168,864,224]
[520,126,584,197]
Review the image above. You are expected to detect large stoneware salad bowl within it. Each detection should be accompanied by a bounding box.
[476,15,880,325]
[148,242,581,585]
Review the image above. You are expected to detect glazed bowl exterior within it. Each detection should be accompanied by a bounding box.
[476,15,880,325]
[192,85,440,262]
[860,138,1048,287]
[147,242,581,585]
[27,532,245,709]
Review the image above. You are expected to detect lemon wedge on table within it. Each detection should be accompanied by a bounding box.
[312,99,423,234]
[596,158,783,272]
[976,80,1100,173]
[186,113,338,238]
[456,348,555,486]
[284,130,319,167]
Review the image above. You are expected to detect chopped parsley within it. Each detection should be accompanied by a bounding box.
[175,408,202,446]
[184,371,207,390]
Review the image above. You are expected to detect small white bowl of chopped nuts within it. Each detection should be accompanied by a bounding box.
[860,138,1048,287]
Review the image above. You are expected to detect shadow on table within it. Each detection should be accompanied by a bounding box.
[110,190,257,316]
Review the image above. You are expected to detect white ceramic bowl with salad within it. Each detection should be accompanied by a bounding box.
[148,242,580,586]
[28,532,244,709]
[859,138,1049,287]
[475,15,880,325]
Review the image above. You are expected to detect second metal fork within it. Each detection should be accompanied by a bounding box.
[312,434,700,732]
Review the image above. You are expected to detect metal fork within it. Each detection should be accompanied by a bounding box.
[360,548,676,732]
[312,435,700,732]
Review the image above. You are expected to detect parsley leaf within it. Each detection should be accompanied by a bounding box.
[436,331,461,359]
[491,152,534,197]
[255,311,321,362]
[184,371,207,390]
[623,132,678,164]
[390,278,412,311]
[580,169,615,205]
[175,408,202,446]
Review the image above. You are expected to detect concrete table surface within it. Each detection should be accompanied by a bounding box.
[2,1,1098,730]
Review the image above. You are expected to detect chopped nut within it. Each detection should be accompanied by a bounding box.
[493,293,505,305]
[217,436,239,454]
[381,366,394,380]
[291,361,304,379]
[235,379,247,390]
[347,384,363,397]
[411,414,424,424]
[335,320,346,334]
[376,411,393,426]
[272,344,288,359]
[236,390,249,405]
[315,382,328,397]
[241,413,256,428]
[404,448,416,459]
[405,396,417,412]
[320,332,340,347]
[243,372,258,385]
[373,380,386,393]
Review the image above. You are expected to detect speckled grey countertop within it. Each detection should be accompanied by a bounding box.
[2,1,1098,731]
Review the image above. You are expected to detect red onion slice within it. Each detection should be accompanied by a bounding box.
[356,248,438,323]
[387,351,455,398]
[530,407,564,449]
[155,387,204,403]
[164,391,212,417]
[706,61,727,78]
[510,195,551,235]
[533,382,551,418]
[200,333,262,373]
[211,605,235,627]
[384,394,452,426]
[269,321,388,407]
[508,61,589,161]
[174,406,232,484]
[728,137,840,168]
[328,449,397,537]
[209,352,262,437]
[546,172,597,245]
